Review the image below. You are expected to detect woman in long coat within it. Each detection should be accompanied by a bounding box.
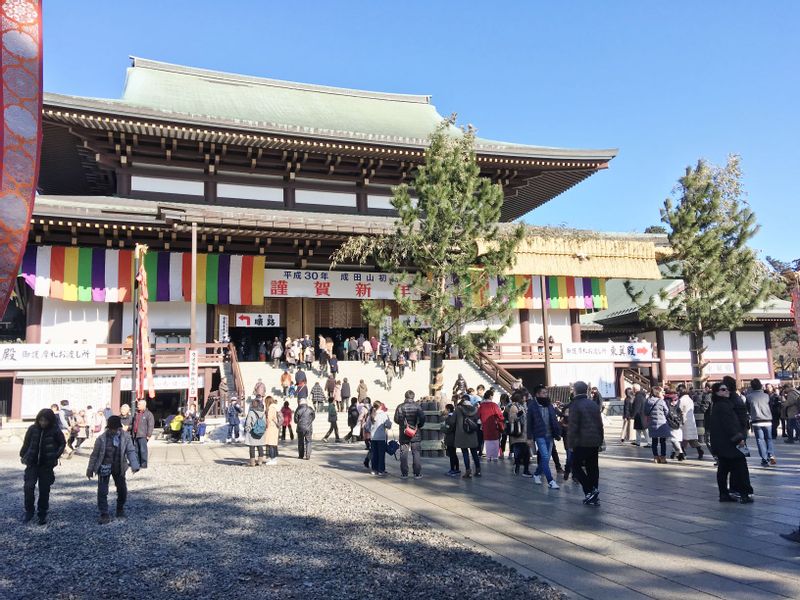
[644,386,670,463]
[454,395,481,478]
[244,397,266,467]
[264,396,280,465]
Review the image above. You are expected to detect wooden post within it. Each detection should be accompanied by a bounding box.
[540,275,551,386]
[764,329,775,379]
[730,331,740,385]
[25,294,42,343]
[569,309,582,343]
[190,222,197,345]
[519,309,530,357]
[656,329,668,385]
[131,249,140,403]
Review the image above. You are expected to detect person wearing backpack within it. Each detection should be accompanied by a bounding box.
[344,398,360,442]
[441,403,460,476]
[393,390,427,479]
[264,396,281,465]
[665,389,685,461]
[368,400,391,477]
[294,398,316,460]
[322,397,342,443]
[507,390,531,477]
[454,394,481,478]
[645,386,671,463]
[244,397,267,466]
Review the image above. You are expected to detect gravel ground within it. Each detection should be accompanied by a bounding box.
[0,453,563,600]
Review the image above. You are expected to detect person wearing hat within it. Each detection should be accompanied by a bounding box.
[20,408,66,525]
[86,415,140,524]
[567,381,604,506]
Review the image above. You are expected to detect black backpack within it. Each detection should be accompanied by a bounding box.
[666,404,683,430]
[462,407,479,434]
[347,406,359,427]
[504,405,523,437]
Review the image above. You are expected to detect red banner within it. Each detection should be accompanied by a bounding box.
[0,1,43,316]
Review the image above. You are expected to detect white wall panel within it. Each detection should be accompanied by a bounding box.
[295,189,356,207]
[530,310,572,345]
[123,301,206,343]
[217,183,283,202]
[736,331,768,359]
[663,330,691,360]
[368,195,395,210]
[703,333,733,360]
[41,298,109,344]
[131,176,203,196]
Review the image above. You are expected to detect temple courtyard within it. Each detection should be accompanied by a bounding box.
[1,418,799,600]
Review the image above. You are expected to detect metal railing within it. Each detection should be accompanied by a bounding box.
[484,342,563,361]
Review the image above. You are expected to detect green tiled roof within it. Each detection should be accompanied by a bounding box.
[583,269,792,326]
[45,58,617,159]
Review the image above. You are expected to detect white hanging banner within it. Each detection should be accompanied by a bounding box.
[560,342,654,362]
[219,314,229,342]
[188,350,199,400]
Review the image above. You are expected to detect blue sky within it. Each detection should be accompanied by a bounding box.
[42,1,798,261]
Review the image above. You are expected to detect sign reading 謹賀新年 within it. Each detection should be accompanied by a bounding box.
[263,269,410,300]
[235,313,280,328]
[0,344,96,369]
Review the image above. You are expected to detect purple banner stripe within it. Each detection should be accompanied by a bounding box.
[91,249,106,301]
[156,252,170,301]
[218,254,231,305]
[20,246,37,288]
[583,277,594,309]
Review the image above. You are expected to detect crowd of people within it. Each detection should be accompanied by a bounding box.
[17,369,800,543]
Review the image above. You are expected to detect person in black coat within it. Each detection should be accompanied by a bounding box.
[709,382,753,503]
[393,390,427,478]
[20,408,66,525]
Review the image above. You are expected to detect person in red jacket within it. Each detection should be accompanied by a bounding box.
[477,391,504,461]
[280,401,294,441]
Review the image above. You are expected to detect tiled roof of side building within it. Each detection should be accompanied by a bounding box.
[582,273,792,326]
[43,57,618,160]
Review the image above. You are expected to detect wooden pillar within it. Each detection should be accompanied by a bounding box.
[204,180,217,203]
[116,170,131,196]
[569,309,582,343]
[11,375,22,420]
[25,294,42,343]
[730,331,740,384]
[302,298,316,338]
[656,329,668,385]
[283,181,296,209]
[356,187,368,213]
[286,297,302,339]
[764,328,775,379]
[205,304,215,343]
[108,302,123,345]
[111,372,121,413]
[519,309,530,357]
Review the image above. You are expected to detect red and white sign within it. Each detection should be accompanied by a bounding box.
[561,342,654,362]
[187,350,199,400]
[235,313,280,328]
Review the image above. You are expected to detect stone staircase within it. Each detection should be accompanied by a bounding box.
[235,357,497,439]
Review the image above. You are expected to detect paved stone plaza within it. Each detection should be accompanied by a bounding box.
[1,418,798,599]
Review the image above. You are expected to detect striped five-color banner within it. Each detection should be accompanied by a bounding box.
[479,274,608,310]
[19,246,265,305]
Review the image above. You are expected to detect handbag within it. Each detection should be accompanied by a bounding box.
[386,440,400,456]
[403,419,418,439]
[737,443,751,457]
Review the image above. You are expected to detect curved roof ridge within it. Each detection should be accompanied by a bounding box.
[129,57,432,105]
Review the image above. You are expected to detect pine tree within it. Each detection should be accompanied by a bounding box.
[626,156,772,388]
[332,118,525,396]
